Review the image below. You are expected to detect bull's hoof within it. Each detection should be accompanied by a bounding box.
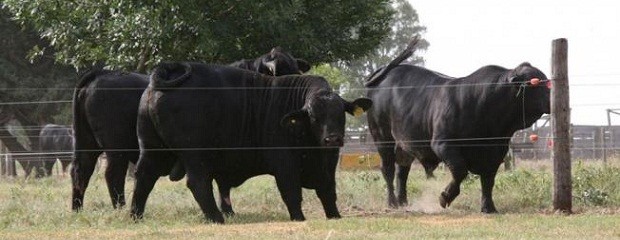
[439,193,450,209]
[222,209,235,217]
[208,213,225,224]
[112,201,126,210]
[398,197,408,207]
[72,198,83,212]
[326,212,342,219]
[481,206,498,214]
[72,205,82,212]
[290,215,306,222]
[130,212,143,222]
[388,196,400,208]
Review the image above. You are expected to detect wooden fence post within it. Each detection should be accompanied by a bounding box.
[551,38,572,213]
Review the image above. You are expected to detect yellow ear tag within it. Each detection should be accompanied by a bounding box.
[353,106,364,117]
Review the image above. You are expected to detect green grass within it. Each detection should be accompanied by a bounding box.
[1,160,619,239]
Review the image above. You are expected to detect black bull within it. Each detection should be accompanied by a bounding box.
[366,60,550,213]
[71,49,311,211]
[130,63,371,223]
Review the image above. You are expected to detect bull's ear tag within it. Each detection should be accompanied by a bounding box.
[353,106,364,117]
[290,119,296,124]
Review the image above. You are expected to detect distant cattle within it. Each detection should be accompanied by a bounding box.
[365,40,550,213]
[130,62,371,223]
[38,124,73,176]
[71,49,311,211]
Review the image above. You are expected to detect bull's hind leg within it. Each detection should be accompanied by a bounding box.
[377,145,399,208]
[395,164,411,206]
[104,151,134,208]
[184,155,224,224]
[217,182,235,216]
[71,149,102,211]
[130,150,162,220]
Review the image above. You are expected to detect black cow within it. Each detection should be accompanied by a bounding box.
[229,47,310,76]
[365,44,550,213]
[38,124,74,176]
[130,62,371,223]
[72,49,311,211]
[72,71,148,210]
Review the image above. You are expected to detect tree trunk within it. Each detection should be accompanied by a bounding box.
[136,46,151,74]
[1,117,43,177]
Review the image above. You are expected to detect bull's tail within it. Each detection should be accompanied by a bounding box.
[72,68,104,153]
[364,35,421,88]
[72,68,107,153]
[151,62,192,90]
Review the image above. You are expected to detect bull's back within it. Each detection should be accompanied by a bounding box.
[368,65,447,141]
[81,73,149,149]
[149,64,271,149]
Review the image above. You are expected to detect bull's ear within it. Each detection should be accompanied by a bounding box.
[345,98,373,117]
[263,60,277,76]
[297,59,311,73]
[280,109,309,130]
[509,62,533,83]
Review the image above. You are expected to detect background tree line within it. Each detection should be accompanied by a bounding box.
[0,0,427,174]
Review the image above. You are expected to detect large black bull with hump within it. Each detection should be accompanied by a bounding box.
[130,62,371,223]
[366,46,550,213]
[72,49,312,211]
[38,124,74,176]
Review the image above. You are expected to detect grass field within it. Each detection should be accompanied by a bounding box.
[1,159,619,239]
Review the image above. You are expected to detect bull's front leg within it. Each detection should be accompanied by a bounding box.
[316,186,341,219]
[274,164,305,221]
[480,172,499,213]
[315,152,341,219]
[431,139,468,209]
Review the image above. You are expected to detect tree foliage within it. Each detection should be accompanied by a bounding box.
[308,64,348,93]
[0,7,76,128]
[3,0,394,72]
[336,0,429,99]
[0,7,76,176]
